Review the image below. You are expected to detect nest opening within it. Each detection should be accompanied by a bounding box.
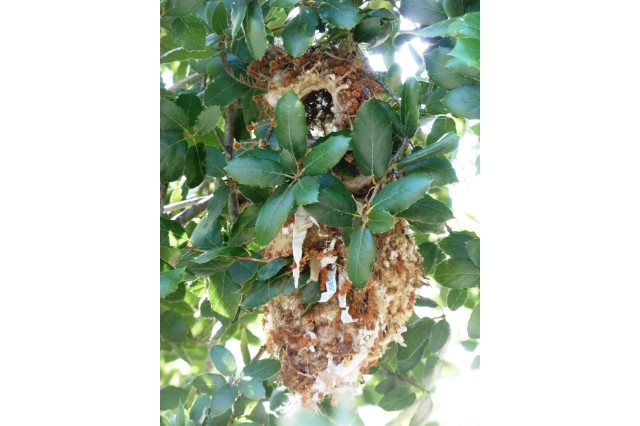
[302,89,335,138]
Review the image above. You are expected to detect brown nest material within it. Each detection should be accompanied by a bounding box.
[247,43,381,138]
[262,218,423,408]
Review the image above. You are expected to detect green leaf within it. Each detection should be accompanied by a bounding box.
[189,395,211,423]
[438,232,475,259]
[238,185,270,204]
[242,359,281,381]
[280,149,298,175]
[424,46,477,90]
[434,258,480,289]
[203,73,252,107]
[443,84,479,119]
[205,146,226,178]
[450,38,479,68]
[165,0,202,16]
[210,345,238,377]
[352,99,392,177]
[299,280,321,304]
[243,0,268,59]
[230,0,248,37]
[160,267,185,298]
[161,100,189,131]
[161,217,189,247]
[371,174,432,214]
[195,106,221,135]
[429,319,451,352]
[257,257,291,281]
[401,155,458,187]
[468,303,480,338]
[172,16,207,51]
[208,271,242,325]
[427,117,457,145]
[406,12,479,38]
[228,204,260,246]
[319,0,359,29]
[400,77,421,137]
[160,386,189,410]
[176,93,204,124]
[397,317,434,361]
[447,288,468,311]
[239,378,266,400]
[229,259,258,284]
[375,378,398,394]
[466,239,480,267]
[292,176,320,205]
[304,174,357,228]
[346,226,376,289]
[303,134,351,176]
[255,185,295,245]
[271,0,298,6]
[424,86,450,115]
[160,131,187,182]
[275,91,308,159]
[415,296,439,308]
[160,47,215,63]
[353,16,393,47]
[419,242,446,275]
[378,385,417,411]
[191,185,230,249]
[209,383,239,417]
[443,0,464,17]
[409,400,433,426]
[211,1,228,35]
[270,388,289,411]
[367,210,394,234]
[399,194,453,224]
[399,0,447,26]
[184,143,207,188]
[282,6,319,57]
[242,280,282,308]
[192,373,227,395]
[397,133,460,170]
[175,404,186,426]
[160,311,189,342]
[224,156,286,187]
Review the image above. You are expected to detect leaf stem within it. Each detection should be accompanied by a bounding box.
[167,73,202,91]
[378,363,428,393]
[224,102,240,222]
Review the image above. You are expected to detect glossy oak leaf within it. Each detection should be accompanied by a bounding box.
[346,225,376,289]
[224,156,286,188]
[352,99,392,177]
[370,174,432,214]
[303,174,356,228]
[255,185,295,246]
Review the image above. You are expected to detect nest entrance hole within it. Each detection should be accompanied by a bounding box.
[302,89,335,138]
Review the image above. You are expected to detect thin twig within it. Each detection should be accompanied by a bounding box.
[367,136,411,206]
[234,256,270,263]
[173,197,211,225]
[160,182,168,216]
[378,363,428,393]
[372,72,401,105]
[164,195,213,214]
[167,73,202,91]
[252,345,267,362]
[224,102,240,222]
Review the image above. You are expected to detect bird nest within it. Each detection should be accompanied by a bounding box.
[246,43,382,138]
[246,43,425,409]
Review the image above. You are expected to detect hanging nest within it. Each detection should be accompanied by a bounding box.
[248,42,425,408]
[247,42,382,138]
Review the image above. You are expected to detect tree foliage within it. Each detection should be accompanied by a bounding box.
[160,0,480,424]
